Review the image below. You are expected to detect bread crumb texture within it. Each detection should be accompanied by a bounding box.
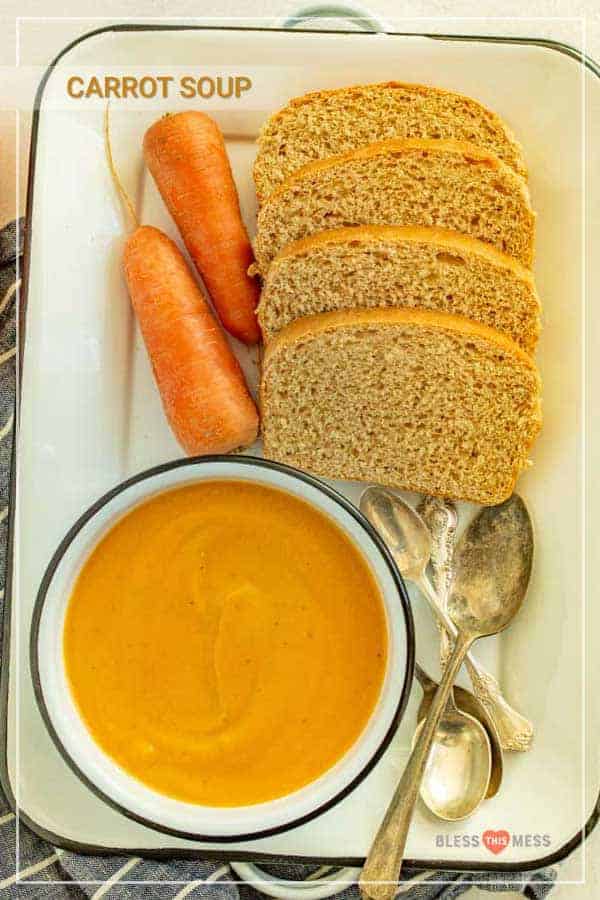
[259,226,540,351]
[254,82,527,200]
[261,310,542,506]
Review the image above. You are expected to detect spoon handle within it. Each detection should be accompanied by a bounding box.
[463,661,533,752]
[359,631,473,900]
[417,497,457,670]
[417,575,533,752]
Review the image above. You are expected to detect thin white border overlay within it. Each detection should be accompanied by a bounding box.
[9,11,591,889]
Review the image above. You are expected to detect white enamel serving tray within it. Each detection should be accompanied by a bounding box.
[3,21,599,874]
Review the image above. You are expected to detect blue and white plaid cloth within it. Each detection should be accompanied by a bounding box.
[0,221,557,897]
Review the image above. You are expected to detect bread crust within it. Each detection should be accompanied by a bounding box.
[267,138,530,203]
[262,306,540,373]
[269,224,536,288]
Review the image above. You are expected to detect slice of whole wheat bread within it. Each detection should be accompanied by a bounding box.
[258,225,541,352]
[254,139,535,273]
[254,81,527,201]
[261,307,542,505]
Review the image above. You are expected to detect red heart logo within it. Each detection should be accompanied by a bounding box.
[482,829,511,855]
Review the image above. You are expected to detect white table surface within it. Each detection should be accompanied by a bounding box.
[0,1,598,896]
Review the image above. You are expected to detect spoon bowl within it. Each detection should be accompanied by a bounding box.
[360,487,431,582]
[412,703,491,821]
[416,664,503,800]
[449,495,534,639]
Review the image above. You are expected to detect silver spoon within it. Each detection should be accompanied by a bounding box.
[360,487,534,752]
[411,667,491,821]
[415,663,503,800]
[359,495,533,900]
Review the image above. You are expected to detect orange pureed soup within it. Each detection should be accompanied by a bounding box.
[63,480,388,806]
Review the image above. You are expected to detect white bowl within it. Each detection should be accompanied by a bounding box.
[31,456,414,842]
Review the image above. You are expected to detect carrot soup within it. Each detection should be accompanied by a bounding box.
[63,480,388,806]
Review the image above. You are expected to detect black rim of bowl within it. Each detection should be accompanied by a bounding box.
[30,454,415,843]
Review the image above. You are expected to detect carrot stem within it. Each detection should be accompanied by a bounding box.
[104,103,139,231]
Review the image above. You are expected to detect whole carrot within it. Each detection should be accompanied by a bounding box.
[124,226,259,455]
[104,106,258,455]
[144,112,261,345]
